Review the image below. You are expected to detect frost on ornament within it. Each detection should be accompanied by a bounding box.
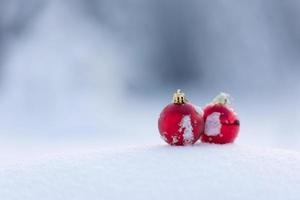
[179,115,194,144]
[158,89,204,146]
[204,112,221,136]
[160,134,168,143]
[202,92,240,144]
[171,135,179,144]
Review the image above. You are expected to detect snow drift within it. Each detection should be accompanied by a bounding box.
[0,144,299,200]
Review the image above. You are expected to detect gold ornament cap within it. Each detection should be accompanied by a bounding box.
[172,89,187,104]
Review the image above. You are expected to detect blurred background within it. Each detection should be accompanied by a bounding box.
[1,0,300,160]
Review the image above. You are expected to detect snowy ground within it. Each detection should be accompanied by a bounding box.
[0,142,300,200]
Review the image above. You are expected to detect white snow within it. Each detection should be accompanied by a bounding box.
[0,144,300,200]
[179,115,194,144]
[205,112,222,136]
[195,106,203,116]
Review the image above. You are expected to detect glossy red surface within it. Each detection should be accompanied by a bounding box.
[201,104,240,144]
[158,103,204,145]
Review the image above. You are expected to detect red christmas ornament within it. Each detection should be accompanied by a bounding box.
[158,89,204,146]
[201,93,240,144]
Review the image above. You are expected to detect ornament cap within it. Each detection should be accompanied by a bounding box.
[173,89,187,104]
[212,92,231,105]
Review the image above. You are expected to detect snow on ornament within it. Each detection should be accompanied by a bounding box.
[158,89,204,145]
[202,93,240,144]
